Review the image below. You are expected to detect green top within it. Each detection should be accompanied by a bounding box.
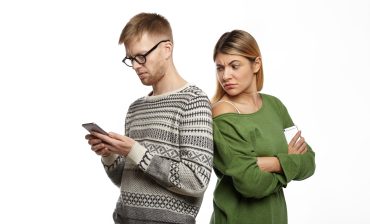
[210,94,315,224]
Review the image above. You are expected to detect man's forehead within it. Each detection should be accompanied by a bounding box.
[124,38,146,56]
[124,34,161,55]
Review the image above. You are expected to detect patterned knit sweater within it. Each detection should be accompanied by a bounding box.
[101,84,213,224]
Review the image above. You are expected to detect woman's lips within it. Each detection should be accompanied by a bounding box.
[223,83,236,90]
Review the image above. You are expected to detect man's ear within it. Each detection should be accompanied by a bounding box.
[253,57,262,74]
[163,41,173,59]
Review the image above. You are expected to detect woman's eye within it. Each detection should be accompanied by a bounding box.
[216,67,224,72]
[232,64,240,69]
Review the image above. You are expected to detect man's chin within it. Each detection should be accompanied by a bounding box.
[140,79,152,86]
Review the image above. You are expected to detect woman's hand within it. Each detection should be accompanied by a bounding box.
[257,131,308,173]
[288,131,308,154]
[91,132,136,157]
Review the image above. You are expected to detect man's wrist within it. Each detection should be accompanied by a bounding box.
[126,142,147,164]
[101,154,119,165]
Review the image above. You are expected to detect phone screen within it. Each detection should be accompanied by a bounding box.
[82,123,108,135]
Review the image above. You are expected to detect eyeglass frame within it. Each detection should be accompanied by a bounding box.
[122,39,171,67]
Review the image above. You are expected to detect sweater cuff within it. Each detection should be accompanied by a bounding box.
[101,154,119,166]
[127,142,147,165]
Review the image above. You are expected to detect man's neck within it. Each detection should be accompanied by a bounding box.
[152,68,187,96]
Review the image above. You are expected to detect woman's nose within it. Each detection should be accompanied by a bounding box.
[222,69,232,80]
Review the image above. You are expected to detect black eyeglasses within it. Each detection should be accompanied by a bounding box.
[122,40,170,67]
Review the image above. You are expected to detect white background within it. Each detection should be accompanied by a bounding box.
[1,0,369,223]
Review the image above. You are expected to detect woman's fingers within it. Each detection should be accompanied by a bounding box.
[289,131,301,146]
[297,142,307,154]
[288,133,309,154]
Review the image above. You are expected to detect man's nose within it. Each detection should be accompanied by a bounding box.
[132,60,142,70]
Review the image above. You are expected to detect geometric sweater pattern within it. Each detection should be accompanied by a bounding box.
[102,84,213,223]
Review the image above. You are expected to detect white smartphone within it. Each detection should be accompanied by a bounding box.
[82,122,108,135]
[284,125,299,143]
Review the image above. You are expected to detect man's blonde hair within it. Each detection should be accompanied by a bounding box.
[118,12,173,46]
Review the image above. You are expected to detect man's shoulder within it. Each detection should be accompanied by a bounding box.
[127,96,146,108]
[131,95,145,102]
[181,85,211,107]
[181,84,209,98]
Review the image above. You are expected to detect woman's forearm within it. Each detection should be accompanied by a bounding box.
[257,157,283,173]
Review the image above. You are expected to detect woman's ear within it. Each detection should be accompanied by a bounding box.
[253,57,262,74]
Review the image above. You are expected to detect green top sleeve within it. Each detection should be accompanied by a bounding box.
[276,99,316,182]
[213,118,288,199]
[277,147,315,182]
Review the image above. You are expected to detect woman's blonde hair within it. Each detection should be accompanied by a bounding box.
[211,30,264,104]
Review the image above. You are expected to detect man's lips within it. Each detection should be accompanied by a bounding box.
[137,72,147,79]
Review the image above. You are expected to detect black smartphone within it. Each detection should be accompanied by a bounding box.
[82,122,108,135]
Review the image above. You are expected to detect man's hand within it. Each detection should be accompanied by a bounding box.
[85,134,112,157]
[91,132,136,157]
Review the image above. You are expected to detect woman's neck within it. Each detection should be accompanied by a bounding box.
[230,91,259,103]
[225,92,262,114]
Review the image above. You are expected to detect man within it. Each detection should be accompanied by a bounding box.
[85,12,213,224]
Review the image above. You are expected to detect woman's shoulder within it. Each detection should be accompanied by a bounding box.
[261,93,285,106]
[260,93,290,117]
[212,100,240,118]
[261,93,279,101]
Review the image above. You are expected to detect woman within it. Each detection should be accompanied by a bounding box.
[210,30,315,224]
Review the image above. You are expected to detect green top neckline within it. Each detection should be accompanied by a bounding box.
[213,93,266,120]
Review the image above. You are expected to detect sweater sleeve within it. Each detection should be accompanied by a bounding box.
[100,106,133,187]
[213,118,288,199]
[101,154,125,187]
[126,95,214,198]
